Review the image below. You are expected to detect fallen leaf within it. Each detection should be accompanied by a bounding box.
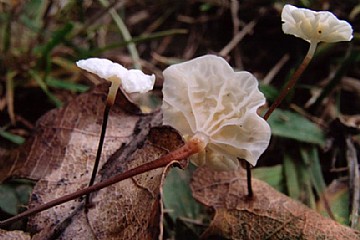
[0,229,30,240]
[84,127,183,240]
[0,82,141,182]
[28,126,183,239]
[191,167,360,239]
[1,82,185,239]
[317,180,350,226]
[267,109,325,145]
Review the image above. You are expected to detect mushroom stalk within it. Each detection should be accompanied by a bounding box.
[75,58,155,207]
[0,137,204,227]
[106,79,121,106]
[263,42,317,120]
[246,162,253,197]
[86,80,121,206]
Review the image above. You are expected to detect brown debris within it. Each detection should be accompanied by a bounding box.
[191,167,360,239]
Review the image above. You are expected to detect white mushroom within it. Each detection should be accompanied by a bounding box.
[281,4,353,44]
[77,58,155,105]
[76,57,156,196]
[263,5,353,120]
[162,55,271,170]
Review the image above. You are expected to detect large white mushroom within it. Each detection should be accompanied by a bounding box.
[162,55,271,170]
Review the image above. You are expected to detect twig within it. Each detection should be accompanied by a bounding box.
[229,0,243,68]
[219,21,256,57]
[6,72,16,125]
[346,137,360,228]
[0,138,203,227]
[263,54,290,85]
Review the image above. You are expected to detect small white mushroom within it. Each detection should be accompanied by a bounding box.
[76,57,156,198]
[281,4,353,44]
[77,58,155,105]
[263,5,353,120]
[162,55,271,170]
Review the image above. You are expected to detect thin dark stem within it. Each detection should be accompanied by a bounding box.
[263,42,317,121]
[246,161,253,198]
[0,139,202,227]
[86,103,111,206]
[243,43,318,199]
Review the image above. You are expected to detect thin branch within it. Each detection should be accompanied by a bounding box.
[263,54,290,85]
[219,21,256,57]
[0,138,202,227]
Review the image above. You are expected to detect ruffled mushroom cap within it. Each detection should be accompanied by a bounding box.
[162,55,271,170]
[76,58,155,93]
[282,4,353,44]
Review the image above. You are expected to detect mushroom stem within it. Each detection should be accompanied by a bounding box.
[263,42,318,120]
[107,80,121,106]
[246,161,253,198]
[86,80,121,207]
[0,137,203,227]
[247,42,317,199]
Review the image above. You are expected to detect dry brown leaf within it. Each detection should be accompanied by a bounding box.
[1,82,142,182]
[0,229,30,240]
[1,83,185,239]
[191,167,360,240]
[84,127,183,240]
[29,127,183,240]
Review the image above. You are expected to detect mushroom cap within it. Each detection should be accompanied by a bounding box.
[77,58,127,80]
[76,58,155,93]
[122,69,155,93]
[281,4,353,44]
[162,55,271,170]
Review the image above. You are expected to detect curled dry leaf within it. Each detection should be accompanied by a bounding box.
[1,83,184,239]
[191,167,360,239]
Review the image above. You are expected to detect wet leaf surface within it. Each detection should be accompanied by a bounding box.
[191,167,360,239]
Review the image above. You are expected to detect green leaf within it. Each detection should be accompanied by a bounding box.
[253,165,285,192]
[301,147,326,195]
[29,70,62,107]
[297,159,316,209]
[259,83,279,102]
[163,166,202,222]
[283,154,301,200]
[46,77,89,93]
[19,0,47,32]
[34,22,74,56]
[200,3,213,12]
[267,109,325,145]
[0,184,18,215]
[0,129,25,144]
[317,181,350,226]
[330,189,350,226]
[15,183,33,207]
[93,29,187,56]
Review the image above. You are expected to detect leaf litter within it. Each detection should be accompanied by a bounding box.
[191,167,360,239]
[1,82,185,239]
